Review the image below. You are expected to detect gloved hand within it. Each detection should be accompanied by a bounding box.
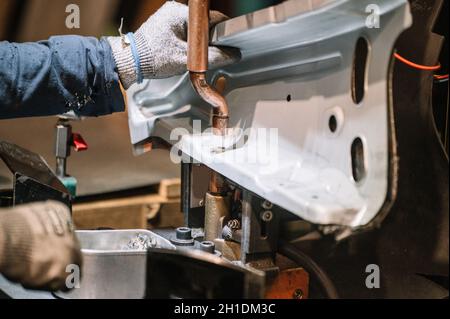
[107,1,240,89]
[0,201,82,291]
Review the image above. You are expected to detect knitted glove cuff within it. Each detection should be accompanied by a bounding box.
[135,31,155,80]
[107,33,155,89]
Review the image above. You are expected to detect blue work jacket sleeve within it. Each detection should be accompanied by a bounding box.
[0,35,125,119]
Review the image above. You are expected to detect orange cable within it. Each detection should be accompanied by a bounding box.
[434,74,449,80]
[394,52,441,71]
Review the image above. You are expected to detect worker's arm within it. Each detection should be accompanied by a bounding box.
[0,2,239,120]
[0,36,124,119]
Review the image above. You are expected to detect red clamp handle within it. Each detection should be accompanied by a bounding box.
[71,133,88,152]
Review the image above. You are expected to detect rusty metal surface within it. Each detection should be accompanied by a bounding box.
[265,268,309,299]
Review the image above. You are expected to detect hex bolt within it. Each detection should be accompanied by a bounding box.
[261,200,273,210]
[293,289,304,299]
[260,210,273,222]
[199,241,215,254]
[176,227,192,240]
[171,227,195,246]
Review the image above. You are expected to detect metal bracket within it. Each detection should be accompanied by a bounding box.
[241,190,279,273]
[0,141,71,208]
[126,0,412,229]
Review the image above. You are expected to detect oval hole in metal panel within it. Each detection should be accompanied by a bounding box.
[351,137,366,183]
[351,37,369,104]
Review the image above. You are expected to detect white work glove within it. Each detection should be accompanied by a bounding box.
[0,201,82,291]
[107,1,240,89]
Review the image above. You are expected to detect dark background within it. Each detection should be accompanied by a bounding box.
[0,0,282,41]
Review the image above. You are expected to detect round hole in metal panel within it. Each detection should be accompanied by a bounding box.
[351,37,369,105]
[351,137,366,183]
[328,115,338,133]
[324,107,344,136]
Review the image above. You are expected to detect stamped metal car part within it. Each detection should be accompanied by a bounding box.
[126,0,412,228]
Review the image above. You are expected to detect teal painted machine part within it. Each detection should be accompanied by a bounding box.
[59,176,77,197]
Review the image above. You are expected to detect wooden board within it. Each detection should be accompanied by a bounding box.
[73,179,183,230]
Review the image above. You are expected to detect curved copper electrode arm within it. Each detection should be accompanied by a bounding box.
[188,0,230,239]
[188,0,229,136]
[190,73,229,135]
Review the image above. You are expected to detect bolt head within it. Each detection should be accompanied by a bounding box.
[260,210,273,222]
[293,289,304,299]
[262,200,273,210]
[199,241,215,254]
[176,227,192,240]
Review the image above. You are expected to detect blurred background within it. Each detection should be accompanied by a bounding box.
[0,0,283,41]
[0,0,282,197]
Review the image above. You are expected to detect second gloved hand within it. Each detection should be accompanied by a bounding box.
[0,201,82,291]
[107,1,240,89]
